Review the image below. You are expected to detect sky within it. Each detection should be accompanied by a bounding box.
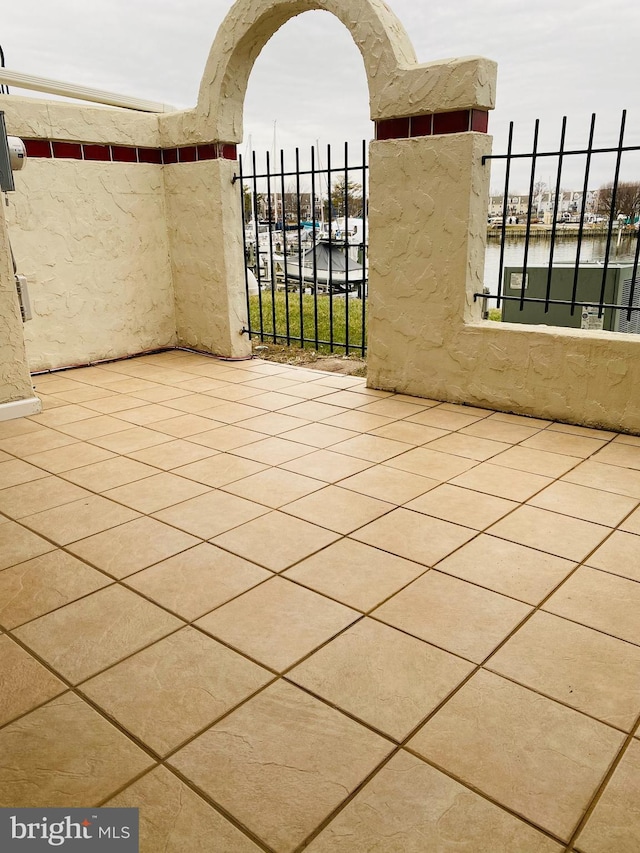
[2,0,639,192]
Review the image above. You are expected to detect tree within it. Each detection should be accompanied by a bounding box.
[597,181,640,219]
[328,177,363,218]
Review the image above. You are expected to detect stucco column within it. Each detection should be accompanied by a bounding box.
[366,132,493,397]
[164,157,250,358]
[0,205,40,418]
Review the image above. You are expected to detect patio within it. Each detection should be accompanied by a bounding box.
[0,348,638,851]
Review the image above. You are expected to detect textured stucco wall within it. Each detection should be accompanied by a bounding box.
[366,135,640,433]
[0,207,34,404]
[1,97,177,371]
[164,159,250,358]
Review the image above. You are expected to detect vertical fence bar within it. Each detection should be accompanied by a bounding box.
[279,148,291,346]
[252,150,265,342]
[295,147,304,347]
[311,145,319,349]
[265,151,278,342]
[626,225,640,322]
[495,123,514,308]
[360,138,367,356]
[238,154,253,341]
[545,116,567,312]
[520,119,539,311]
[327,144,334,353]
[344,141,350,355]
[599,110,627,316]
[571,113,596,315]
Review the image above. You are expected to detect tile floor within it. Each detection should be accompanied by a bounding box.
[0,349,639,852]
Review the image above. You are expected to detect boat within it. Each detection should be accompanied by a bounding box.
[272,239,367,295]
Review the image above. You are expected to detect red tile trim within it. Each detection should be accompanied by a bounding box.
[24,139,53,158]
[20,139,239,164]
[83,144,111,162]
[52,141,83,160]
[111,145,138,163]
[138,148,162,164]
[375,109,489,140]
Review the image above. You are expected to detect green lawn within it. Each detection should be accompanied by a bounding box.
[248,290,367,355]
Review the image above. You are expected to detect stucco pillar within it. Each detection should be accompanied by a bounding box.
[164,157,250,358]
[0,205,40,419]
[366,132,493,398]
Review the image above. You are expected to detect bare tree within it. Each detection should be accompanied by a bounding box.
[597,181,640,218]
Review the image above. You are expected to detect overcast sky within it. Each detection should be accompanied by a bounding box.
[2,0,639,190]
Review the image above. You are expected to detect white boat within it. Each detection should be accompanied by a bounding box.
[272,240,367,294]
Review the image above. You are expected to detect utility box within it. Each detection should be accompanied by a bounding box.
[502,263,640,334]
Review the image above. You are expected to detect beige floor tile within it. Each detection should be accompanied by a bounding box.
[240,411,310,436]
[528,480,638,526]
[543,566,640,646]
[521,430,608,458]
[313,389,370,408]
[290,618,473,739]
[223,467,325,508]
[436,534,575,604]
[81,627,271,755]
[0,459,49,489]
[374,570,530,662]
[103,472,210,512]
[0,476,92,518]
[281,448,373,482]
[490,445,578,477]
[488,505,610,562]
[406,407,484,430]
[0,636,66,725]
[449,461,553,501]
[14,584,182,683]
[488,610,640,731]
[459,418,542,444]
[106,766,263,852]
[270,381,334,400]
[339,465,438,504]
[125,438,218,470]
[89,426,173,453]
[0,521,56,570]
[613,433,640,446]
[230,436,314,465]
[201,402,271,424]
[406,484,517,530]
[60,455,158,491]
[586,530,640,582]
[409,670,623,840]
[243,375,300,391]
[68,516,199,578]
[29,403,99,427]
[153,490,268,539]
[425,433,512,462]
[54,415,134,439]
[280,422,358,449]
[146,413,221,437]
[489,412,552,428]
[355,397,429,419]
[330,433,411,462]
[0,450,11,463]
[212,510,340,571]
[0,693,153,807]
[23,442,116,473]
[0,550,111,628]
[0,428,77,458]
[81,394,154,414]
[172,454,267,488]
[306,750,563,853]
[575,739,640,853]
[283,486,393,534]
[21,495,139,546]
[0,419,48,439]
[322,410,395,433]
[169,680,392,852]
[278,400,347,421]
[49,385,116,403]
[240,391,302,411]
[284,538,428,611]
[562,460,640,499]
[352,507,476,567]
[547,422,617,440]
[116,403,190,424]
[620,505,640,534]
[126,542,270,620]
[196,576,358,671]
[370,419,449,445]
[188,425,266,451]
[384,447,477,481]
[173,376,230,393]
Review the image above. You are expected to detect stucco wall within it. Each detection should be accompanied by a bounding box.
[366,135,640,433]
[0,208,34,404]
[1,96,176,372]
[164,159,250,357]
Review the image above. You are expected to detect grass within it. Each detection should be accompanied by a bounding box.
[248,290,366,355]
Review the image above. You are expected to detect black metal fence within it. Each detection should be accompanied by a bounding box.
[235,141,368,356]
[481,111,640,334]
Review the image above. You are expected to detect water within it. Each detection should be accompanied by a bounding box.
[483,234,638,293]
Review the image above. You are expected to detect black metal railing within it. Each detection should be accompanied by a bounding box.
[235,141,368,356]
[480,111,640,333]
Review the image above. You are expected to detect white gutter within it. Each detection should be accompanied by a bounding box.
[0,68,175,113]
